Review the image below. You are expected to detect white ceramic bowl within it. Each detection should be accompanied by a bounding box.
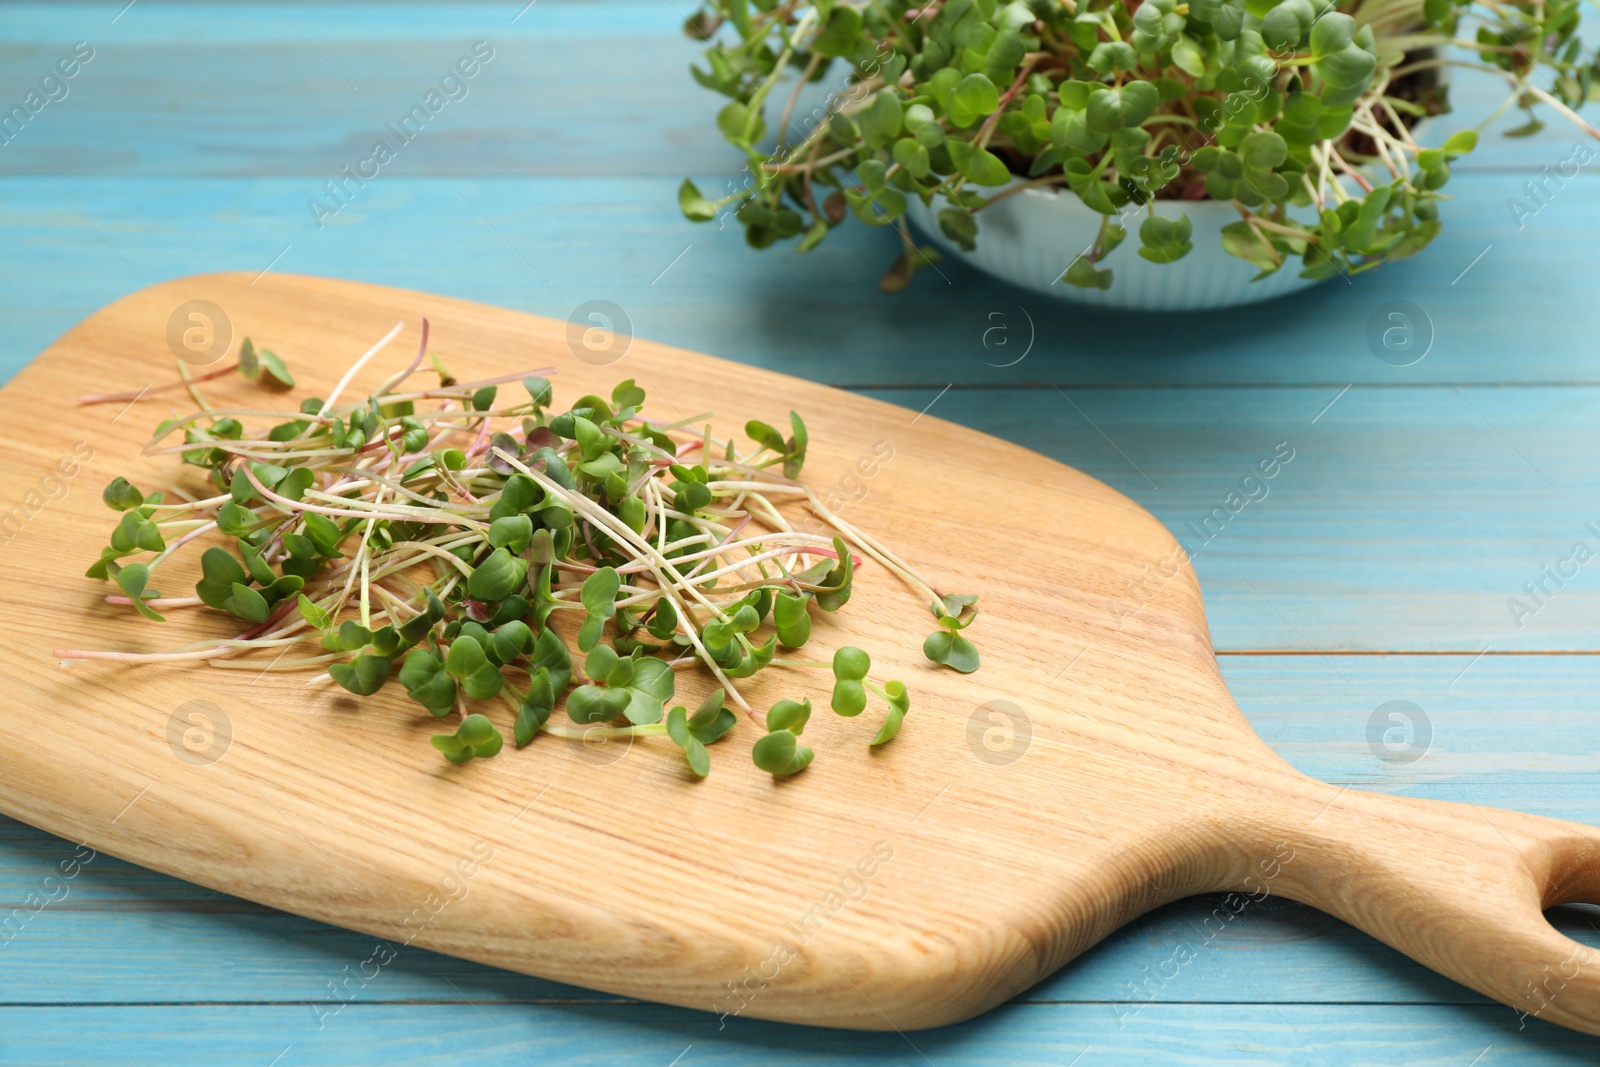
[907,188,1322,311]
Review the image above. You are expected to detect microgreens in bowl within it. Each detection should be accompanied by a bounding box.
[64,323,981,779]
[678,0,1599,291]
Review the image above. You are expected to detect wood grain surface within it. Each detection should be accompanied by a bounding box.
[5,272,1600,1037]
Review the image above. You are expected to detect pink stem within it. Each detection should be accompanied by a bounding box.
[162,520,219,556]
[79,362,241,406]
[237,596,299,641]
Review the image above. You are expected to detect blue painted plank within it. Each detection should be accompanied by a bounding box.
[1,173,1598,389]
[0,1002,1594,1065]
[11,859,1590,1011]
[1230,653,1600,786]
[0,5,712,178]
[0,2,680,42]
[0,5,1584,176]
[862,384,1600,651]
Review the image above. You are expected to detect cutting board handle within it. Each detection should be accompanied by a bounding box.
[1230,783,1600,1034]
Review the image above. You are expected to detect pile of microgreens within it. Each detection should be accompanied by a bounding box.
[678,0,1599,291]
[64,325,981,776]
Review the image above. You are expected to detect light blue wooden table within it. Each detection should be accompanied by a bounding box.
[7,3,1600,1063]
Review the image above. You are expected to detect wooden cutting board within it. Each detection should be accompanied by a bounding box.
[4,273,1600,1036]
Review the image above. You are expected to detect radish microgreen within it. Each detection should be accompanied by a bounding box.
[66,325,980,778]
[924,600,982,674]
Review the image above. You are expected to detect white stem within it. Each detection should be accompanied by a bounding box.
[318,320,406,416]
